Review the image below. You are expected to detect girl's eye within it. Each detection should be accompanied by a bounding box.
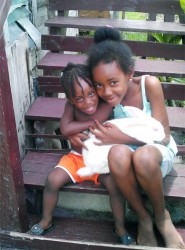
[89,91,95,97]
[95,83,102,89]
[76,97,83,103]
[110,81,117,86]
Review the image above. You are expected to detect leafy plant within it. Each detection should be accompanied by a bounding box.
[180,0,185,13]
[150,33,182,44]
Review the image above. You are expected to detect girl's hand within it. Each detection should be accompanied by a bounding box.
[89,120,124,145]
[68,133,89,150]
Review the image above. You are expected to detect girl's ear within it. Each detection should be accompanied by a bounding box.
[68,97,74,105]
[128,66,134,77]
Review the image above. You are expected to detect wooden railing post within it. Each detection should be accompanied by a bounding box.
[0,0,29,232]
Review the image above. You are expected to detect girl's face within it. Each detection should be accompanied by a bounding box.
[69,77,99,115]
[92,61,131,107]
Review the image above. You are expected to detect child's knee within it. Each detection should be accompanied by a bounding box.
[133,147,160,176]
[108,145,132,173]
[46,171,61,190]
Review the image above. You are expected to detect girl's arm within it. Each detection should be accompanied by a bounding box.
[89,120,144,145]
[90,76,170,146]
[60,101,95,137]
[145,75,171,145]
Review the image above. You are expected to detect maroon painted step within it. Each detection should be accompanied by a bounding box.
[37,52,185,78]
[22,151,185,199]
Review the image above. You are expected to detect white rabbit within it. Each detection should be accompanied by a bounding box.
[77,106,165,177]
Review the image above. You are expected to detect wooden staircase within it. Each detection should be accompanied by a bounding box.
[19,0,185,249]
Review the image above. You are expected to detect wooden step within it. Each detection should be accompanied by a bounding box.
[45,16,185,35]
[22,151,107,194]
[22,151,185,199]
[25,97,67,121]
[49,0,183,16]
[1,215,185,249]
[25,97,185,132]
[37,52,185,78]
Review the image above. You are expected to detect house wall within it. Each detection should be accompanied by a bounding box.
[6,33,34,159]
[3,0,49,158]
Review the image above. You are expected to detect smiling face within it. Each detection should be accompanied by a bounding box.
[92,61,132,107]
[69,77,99,115]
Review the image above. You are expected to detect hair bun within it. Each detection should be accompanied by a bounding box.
[94,26,121,44]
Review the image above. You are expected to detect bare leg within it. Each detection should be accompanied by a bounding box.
[156,209,185,249]
[99,174,136,245]
[37,168,72,230]
[98,174,126,237]
[133,145,185,249]
[108,145,157,247]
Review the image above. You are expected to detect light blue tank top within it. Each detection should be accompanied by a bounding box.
[113,75,178,155]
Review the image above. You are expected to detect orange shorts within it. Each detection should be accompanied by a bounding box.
[55,152,99,184]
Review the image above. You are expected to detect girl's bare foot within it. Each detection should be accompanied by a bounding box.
[137,214,158,247]
[156,209,185,249]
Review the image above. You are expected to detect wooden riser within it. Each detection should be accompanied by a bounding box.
[41,35,185,61]
[37,76,185,100]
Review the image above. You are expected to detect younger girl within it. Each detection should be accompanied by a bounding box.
[86,26,185,248]
[31,63,135,245]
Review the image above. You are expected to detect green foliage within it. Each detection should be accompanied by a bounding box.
[122,12,148,41]
[122,32,147,41]
[173,78,185,83]
[180,0,185,13]
[150,33,182,44]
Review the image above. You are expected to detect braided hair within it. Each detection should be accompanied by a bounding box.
[61,63,93,98]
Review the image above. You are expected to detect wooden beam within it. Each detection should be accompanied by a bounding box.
[49,0,183,15]
[0,33,28,231]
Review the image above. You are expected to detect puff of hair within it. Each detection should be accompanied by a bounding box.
[94,26,121,44]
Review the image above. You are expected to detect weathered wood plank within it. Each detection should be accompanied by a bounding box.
[38,76,185,101]
[48,0,183,15]
[41,35,185,60]
[45,17,185,35]
[166,107,185,132]
[22,152,185,198]
[25,97,67,121]
[1,216,185,249]
[25,148,70,154]
[26,133,67,139]
[25,97,185,133]
[177,146,185,156]
[162,83,185,100]
[37,53,185,78]
[0,23,28,231]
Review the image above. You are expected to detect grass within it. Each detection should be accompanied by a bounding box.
[121,12,148,41]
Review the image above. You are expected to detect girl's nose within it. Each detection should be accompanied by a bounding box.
[104,87,112,96]
[84,97,92,105]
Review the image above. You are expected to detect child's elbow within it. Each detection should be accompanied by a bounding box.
[60,127,73,137]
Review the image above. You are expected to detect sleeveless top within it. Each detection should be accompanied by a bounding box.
[113,75,178,155]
